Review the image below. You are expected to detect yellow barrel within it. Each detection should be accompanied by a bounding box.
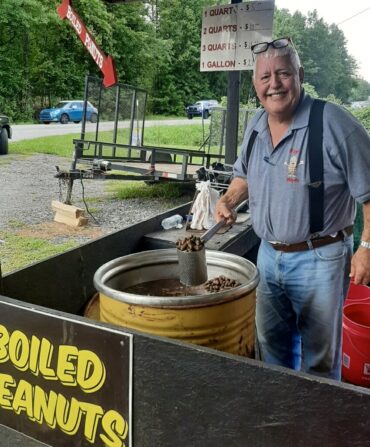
[94,249,259,357]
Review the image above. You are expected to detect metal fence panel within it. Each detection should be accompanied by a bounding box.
[80,76,147,159]
[208,107,258,162]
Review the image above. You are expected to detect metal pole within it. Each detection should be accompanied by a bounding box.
[66,74,90,205]
[113,84,121,157]
[95,81,103,144]
[129,89,137,159]
[80,74,89,144]
[225,0,242,165]
[220,109,226,160]
[140,91,148,161]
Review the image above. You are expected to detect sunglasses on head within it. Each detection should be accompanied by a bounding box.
[251,37,292,55]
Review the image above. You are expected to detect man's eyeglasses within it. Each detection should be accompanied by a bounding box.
[251,37,292,55]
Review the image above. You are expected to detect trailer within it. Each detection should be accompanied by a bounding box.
[56,76,258,204]
[0,203,369,447]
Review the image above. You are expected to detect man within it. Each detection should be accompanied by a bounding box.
[215,37,370,379]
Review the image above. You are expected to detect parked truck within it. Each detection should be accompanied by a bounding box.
[186,99,219,119]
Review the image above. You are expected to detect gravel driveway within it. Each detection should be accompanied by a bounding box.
[0,153,190,255]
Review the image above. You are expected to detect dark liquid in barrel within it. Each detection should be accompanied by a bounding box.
[123,278,206,297]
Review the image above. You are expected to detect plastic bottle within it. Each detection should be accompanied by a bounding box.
[161,214,183,230]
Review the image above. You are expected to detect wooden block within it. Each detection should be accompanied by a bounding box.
[54,211,88,227]
[52,200,84,218]
[77,217,88,227]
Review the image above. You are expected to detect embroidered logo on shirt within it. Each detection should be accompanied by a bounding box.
[284,149,303,183]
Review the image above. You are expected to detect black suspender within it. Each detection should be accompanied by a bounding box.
[246,130,258,167]
[307,99,325,234]
[245,99,326,235]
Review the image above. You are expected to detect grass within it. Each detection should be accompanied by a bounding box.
[106,180,194,200]
[145,123,209,149]
[10,134,79,157]
[145,114,186,121]
[9,123,209,157]
[0,232,78,274]
[6,219,25,229]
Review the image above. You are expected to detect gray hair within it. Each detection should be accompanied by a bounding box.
[252,45,302,79]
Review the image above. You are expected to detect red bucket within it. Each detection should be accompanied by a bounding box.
[342,303,370,387]
[345,282,370,303]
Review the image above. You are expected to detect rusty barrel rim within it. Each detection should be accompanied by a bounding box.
[93,249,259,308]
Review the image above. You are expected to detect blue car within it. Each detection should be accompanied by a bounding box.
[39,100,98,124]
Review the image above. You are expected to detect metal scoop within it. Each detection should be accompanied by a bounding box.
[177,200,248,286]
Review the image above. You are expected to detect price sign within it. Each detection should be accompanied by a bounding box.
[200,1,274,72]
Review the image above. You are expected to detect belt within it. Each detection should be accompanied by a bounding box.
[270,225,353,253]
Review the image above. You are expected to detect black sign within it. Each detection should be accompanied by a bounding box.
[0,299,132,447]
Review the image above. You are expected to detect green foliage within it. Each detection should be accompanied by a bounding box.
[351,107,370,133]
[354,204,364,251]
[350,78,370,102]
[303,82,343,105]
[0,1,363,120]
[273,9,357,102]
[147,0,222,114]
[322,94,342,105]
[302,83,319,98]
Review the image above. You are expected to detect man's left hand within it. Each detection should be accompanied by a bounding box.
[350,247,370,285]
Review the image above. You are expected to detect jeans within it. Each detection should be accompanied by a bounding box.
[255,237,353,379]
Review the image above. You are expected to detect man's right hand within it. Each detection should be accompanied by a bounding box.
[215,202,237,225]
[214,177,249,226]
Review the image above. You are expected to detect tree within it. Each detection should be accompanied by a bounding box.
[144,0,229,115]
[0,0,55,119]
[0,0,109,119]
[273,9,357,102]
[0,1,364,120]
[350,78,370,102]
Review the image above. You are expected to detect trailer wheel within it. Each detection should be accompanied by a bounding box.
[0,128,8,155]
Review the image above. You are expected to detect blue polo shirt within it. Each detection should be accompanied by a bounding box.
[233,93,370,244]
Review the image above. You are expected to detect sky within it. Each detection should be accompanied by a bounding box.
[274,0,370,82]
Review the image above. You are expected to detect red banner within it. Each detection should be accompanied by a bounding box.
[57,0,118,87]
